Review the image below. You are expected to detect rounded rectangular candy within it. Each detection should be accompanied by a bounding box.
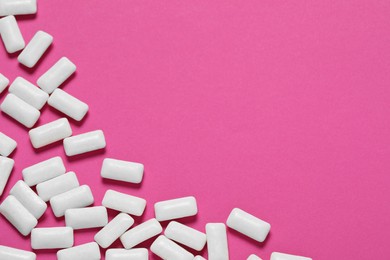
[0,195,37,236]
[227,208,271,243]
[248,254,263,260]
[0,245,36,260]
[29,118,72,148]
[18,30,53,68]
[50,185,94,217]
[9,77,49,110]
[164,221,206,251]
[151,235,194,260]
[154,196,197,221]
[0,73,9,93]
[206,223,229,260]
[48,89,88,121]
[271,252,312,260]
[0,15,25,53]
[94,212,134,248]
[102,189,146,216]
[31,227,73,249]
[1,93,40,128]
[57,242,100,260]
[0,156,14,196]
[120,218,163,249]
[22,156,66,186]
[63,130,106,156]
[37,57,76,94]
[105,248,148,260]
[36,171,79,202]
[10,180,47,219]
[0,131,17,156]
[0,0,37,16]
[101,158,144,184]
[65,206,108,230]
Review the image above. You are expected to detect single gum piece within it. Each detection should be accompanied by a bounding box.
[151,235,194,260]
[164,221,206,251]
[105,248,148,260]
[226,208,271,242]
[0,0,37,16]
[48,89,88,121]
[120,218,163,249]
[37,57,76,94]
[22,156,66,186]
[206,223,229,260]
[0,131,16,157]
[0,15,25,53]
[9,180,47,219]
[0,245,36,260]
[94,213,134,248]
[57,242,100,260]
[0,156,14,196]
[1,93,40,128]
[9,77,49,110]
[31,227,73,249]
[50,185,94,217]
[102,189,146,216]
[29,118,72,149]
[36,172,79,202]
[18,30,53,68]
[154,196,197,221]
[63,130,105,156]
[0,195,37,236]
[65,206,108,230]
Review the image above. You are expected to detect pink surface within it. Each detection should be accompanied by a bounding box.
[1,0,390,259]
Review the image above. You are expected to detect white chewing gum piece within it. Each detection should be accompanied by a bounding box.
[120,218,163,249]
[63,130,105,156]
[154,196,197,221]
[18,30,53,68]
[8,77,49,110]
[102,189,146,216]
[101,158,144,184]
[271,252,312,260]
[9,180,47,219]
[0,195,37,236]
[0,131,17,156]
[0,156,14,196]
[48,89,88,121]
[36,172,79,202]
[22,156,65,186]
[0,0,37,16]
[150,235,194,260]
[94,213,134,248]
[50,185,94,217]
[227,208,271,242]
[164,221,207,251]
[65,206,108,230]
[1,93,40,128]
[29,118,72,149]
[31,227,73,249]
[0,15,25,53]
[0,245,36,260]
[0,73,9,93]
[206,223,229,260]
[57,242,100,260]
[105,248,148,260]
[37,57,76,94]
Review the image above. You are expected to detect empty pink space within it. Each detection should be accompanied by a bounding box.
[1,0,390,259]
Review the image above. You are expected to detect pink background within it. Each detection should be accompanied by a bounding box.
[1,0,390,259]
